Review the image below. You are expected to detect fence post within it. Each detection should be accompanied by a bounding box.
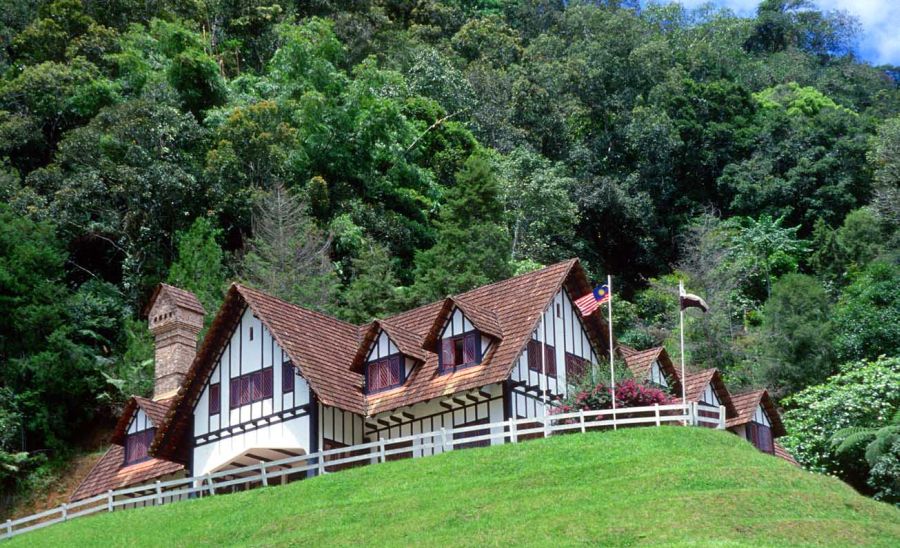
[718,405,726,430]
[379,438,387,463]
[317,451,325,475]
[259,461,268,486]
[440,427,449,453]
[5,519,11,539]
[579,409,586,433]
[61,503,68,522]
[206,474,216,496]
[154,480,162,506]
[654,404,660,427]
[543,414,550,438]
[107,490,114,512]
[690,402,698,426]
[509,419,518,444]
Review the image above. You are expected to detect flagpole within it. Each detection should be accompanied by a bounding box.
[608,274,616,430]
[679,280,687,422]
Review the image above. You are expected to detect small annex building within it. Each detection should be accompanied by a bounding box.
[72,260,797,502]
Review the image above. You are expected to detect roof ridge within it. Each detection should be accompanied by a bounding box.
[234,283,361,331]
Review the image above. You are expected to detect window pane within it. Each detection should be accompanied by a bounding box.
[441,339,453,372]
[262,368,273,398]
[453,338,464,366]
[282,362,295,393]
[209,384,220,415]
[464,333,477,364]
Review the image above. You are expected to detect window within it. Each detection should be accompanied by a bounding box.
[565,352,589,383]
[249,326,254,341]
[527,339,556,377]
[366,354,403,392]
[649,361,668,388]
[746,422,774,454]
[439,332,481,373]
[124,428,156,465]
[282,361,295,393]
[229,368,274,409]
[209,383,221,415]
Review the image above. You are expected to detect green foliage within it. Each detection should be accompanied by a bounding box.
[337,241,402,324]
[241,183,338,312]
[758,274,834,397]
[781,356,900,485]
[831,261,900,362]
[724,214,808,300]
[830,410,900,503]
[167,217,228,321]
[411,152,513,302]
[167,48,227,115]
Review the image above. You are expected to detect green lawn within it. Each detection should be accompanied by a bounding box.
[13,427,900,547]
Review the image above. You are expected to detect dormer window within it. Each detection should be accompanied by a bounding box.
[440,332,481,373]
[648,360,668,388]
[746,405,774,454]
[124,428,155,465]
[366,354,404,393]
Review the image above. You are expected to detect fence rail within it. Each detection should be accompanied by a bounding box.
[3,402,725,541]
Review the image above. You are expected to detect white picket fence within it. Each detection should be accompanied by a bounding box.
[3,402,725,540]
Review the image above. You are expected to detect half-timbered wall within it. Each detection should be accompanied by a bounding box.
[364,383,505,456]
[509,288,601,419]
[365,330,415,392]
[127,408,152,434]
[439,308,493,369]
[649,361,669,387]
[700,383,720,407]
[192,308,312,475]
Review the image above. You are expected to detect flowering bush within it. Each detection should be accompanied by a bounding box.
[553,378,671,416]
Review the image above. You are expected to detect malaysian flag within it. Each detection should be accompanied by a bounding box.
[574,284,610,317]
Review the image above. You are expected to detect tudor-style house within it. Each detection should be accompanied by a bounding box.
[72,259,795,502]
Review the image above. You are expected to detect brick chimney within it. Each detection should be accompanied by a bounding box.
[146,284,206,401]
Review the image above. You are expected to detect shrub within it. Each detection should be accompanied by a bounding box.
[555,378,671,416]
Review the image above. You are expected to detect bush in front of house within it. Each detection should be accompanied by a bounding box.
[554,378,671,417]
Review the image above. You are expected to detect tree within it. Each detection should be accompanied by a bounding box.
[758,274,834,397]
[831,261,900,362]
[338,241,401,324]
[725,214,807,301]
[241,183,338,312]
[167,217,228,321]
[829,410,900,503]
[781,357,900,495]
[411,152,513,303]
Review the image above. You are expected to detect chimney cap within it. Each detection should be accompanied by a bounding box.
[144,283,206,318]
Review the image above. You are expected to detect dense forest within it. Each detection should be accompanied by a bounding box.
[1,0,898,509]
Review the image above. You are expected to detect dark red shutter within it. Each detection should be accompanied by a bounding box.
[209,384,221,415]
[441,339,453,372]
[545,345,556,377]
[230,379,239,409]
[464,333,477,364]
[390,355,402,384]
[262,368,273,398]
[240,376,251,405]
[282,362,295,393]
[527,340,539,371]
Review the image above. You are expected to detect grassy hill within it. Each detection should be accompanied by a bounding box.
[12,427,900,547]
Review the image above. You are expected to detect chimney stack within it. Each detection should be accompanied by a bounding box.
[146,284,206,401]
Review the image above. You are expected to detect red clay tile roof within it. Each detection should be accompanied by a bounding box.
[774,441,799,466]
[154,259,611,459]
[69,446,184,502]
[145,283,205,316]
[621,346,683,396]
[352,320,431,370]
[72,396,182,502]
[110,397,174,445]
[672,368,736,418]
[727,389,786,437]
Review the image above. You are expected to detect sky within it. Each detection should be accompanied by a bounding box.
[669,0,900,66]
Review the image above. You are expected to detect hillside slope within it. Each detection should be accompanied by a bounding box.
[12,428,900,547]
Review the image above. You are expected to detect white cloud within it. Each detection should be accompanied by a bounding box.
[656,0,900,65]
